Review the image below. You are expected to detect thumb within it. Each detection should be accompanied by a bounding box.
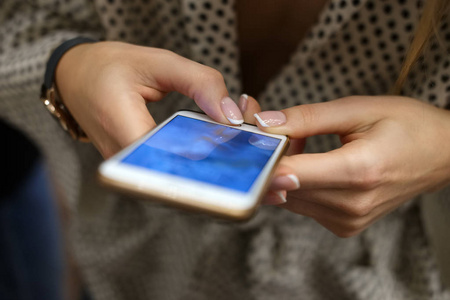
[253,97,381,138]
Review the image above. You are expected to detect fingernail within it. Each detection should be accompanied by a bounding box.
[274,191,287,203]
[261,191,287,205]
[254,111,286,127]
[238,94,248,112]
[272,174,300,190]
[221,96,244,125]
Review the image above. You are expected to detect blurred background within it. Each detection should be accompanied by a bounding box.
[1,119,89,300]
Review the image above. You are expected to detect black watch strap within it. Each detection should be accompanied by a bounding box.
[43,37,97,90]
[41,37,97,142]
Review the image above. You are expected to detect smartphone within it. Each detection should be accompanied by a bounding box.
[98,110,289,220]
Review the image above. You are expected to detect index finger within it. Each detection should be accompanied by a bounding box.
[136,47,244,125]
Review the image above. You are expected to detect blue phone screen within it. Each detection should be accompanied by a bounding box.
[121,115,281,192]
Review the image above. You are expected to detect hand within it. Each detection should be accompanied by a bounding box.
[248,96,450,237]
[56,41,243,157]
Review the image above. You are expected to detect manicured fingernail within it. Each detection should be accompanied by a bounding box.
[254,111,286,127]
[274,191,287,203]
[238,94,248,112]
[221,96,244,125]
[262,191,287,205]
[272,174,300,190]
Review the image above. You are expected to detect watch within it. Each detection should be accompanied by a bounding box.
[40,37,97,142]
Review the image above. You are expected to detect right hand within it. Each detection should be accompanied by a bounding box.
[55,41,243,158]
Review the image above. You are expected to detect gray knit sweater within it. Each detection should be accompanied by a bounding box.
[1,0,449,299]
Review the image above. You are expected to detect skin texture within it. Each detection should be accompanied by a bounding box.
[55,32,450,238]
[244,95,450,237]
[56,41,242,158]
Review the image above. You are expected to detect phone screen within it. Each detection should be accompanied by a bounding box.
[121,115,281,192]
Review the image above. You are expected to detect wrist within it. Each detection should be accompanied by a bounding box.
[44,37,97,92]
[41,37,97,141]
[55,42,96,104]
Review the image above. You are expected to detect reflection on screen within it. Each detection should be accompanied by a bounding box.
[121,115,281,192]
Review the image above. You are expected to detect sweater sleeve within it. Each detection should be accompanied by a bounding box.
[0,0,104,207]
[0,0,104,126]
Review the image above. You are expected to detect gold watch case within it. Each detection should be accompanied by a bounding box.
[40,85,89,142]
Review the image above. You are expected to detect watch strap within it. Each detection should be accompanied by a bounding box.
[41,37,97,142]
[43,37,97,90]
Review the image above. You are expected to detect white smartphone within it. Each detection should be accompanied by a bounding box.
[98,110,289,220]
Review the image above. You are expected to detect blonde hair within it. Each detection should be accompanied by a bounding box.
[392,0,450,94]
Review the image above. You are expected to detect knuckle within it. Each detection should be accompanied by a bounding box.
[333,228,362,238]
[339,95,360,103]
[330,219,367,238]
[297,104,320,128]
[188,67,225,101]
[343,218,366,234]
[339,197,374,217]
[346,151,384,190]
[199,67,225,85]
[158,48,177,59]
[151,48,181,65]
[316,217,366,239]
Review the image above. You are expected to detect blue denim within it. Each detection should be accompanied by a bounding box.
[0,159,64,300]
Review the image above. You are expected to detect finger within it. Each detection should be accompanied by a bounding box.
[260,190,287,205]
[277,149,360,189]
[290,187,391,218]
[282,195,400,237]
[313,217,365,238]
[281,191,369,236]
[139,48,243,125]
[238,94,261,124]
[269,164,300,191]
[285,138,306,156]
[270,150,353,190]
[283,188,364,217]
[280,195,370,237]
[253,96,383,138]
[281,196,348,221]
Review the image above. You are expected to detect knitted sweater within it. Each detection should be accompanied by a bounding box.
[1,0,449,299]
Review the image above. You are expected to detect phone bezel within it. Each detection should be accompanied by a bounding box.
[97,110,289,220]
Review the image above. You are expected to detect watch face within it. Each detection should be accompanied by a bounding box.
[42,38,97,142]
[40,86,89,142]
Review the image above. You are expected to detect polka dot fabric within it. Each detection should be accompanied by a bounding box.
[1,1,450,300]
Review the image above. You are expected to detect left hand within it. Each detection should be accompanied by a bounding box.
[245,95,450,237]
